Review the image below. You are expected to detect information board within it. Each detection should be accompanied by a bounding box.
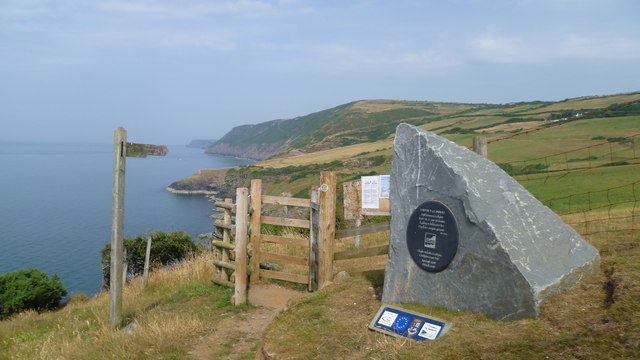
[342,175,391,220]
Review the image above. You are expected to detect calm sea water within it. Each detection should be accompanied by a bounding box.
[0,142,252,297]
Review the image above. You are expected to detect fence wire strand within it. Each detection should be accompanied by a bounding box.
[492,132,640,239]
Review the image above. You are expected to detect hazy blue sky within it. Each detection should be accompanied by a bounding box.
[1,0,639,145]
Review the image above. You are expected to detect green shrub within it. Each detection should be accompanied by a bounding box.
[0,268,67,319]
[101,230,198,289]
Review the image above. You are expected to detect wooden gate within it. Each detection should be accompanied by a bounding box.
[248,179,320,291]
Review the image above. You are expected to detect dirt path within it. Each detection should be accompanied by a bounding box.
[188,284,302,360]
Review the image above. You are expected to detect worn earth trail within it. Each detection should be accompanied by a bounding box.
[188,284,302,360]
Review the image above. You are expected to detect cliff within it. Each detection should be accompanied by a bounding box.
[205,140,289,161]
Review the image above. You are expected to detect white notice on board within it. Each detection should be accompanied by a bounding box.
[362,176,380,209]
[379,175,390,198]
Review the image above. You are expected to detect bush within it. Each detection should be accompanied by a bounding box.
[0,268,67,319]
[101,230,199,289]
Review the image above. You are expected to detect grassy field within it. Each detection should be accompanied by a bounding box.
[263,209,640,359]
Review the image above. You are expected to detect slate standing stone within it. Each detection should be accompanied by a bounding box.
[381,124,600,321]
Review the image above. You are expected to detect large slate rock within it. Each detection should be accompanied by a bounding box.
[381,124,600,321]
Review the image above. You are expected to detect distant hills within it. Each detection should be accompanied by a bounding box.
[204,92,640,160]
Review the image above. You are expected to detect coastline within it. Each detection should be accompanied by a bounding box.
[164,187,218,196]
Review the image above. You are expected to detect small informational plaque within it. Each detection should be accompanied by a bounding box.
[369,305,450,341]
[406,200,459,272]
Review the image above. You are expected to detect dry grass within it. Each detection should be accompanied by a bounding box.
[257,141,392,168]
[535,93,640,112]
[0,252,246,360]
[263,208,640,359]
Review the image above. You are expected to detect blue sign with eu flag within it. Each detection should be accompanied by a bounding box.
[369,305,450,341]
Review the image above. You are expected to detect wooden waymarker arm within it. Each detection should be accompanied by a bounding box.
[126,142,169,158]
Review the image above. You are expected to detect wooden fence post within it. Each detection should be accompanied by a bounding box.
[109,128,167,327]
[142,236,152,289]
[317,172,336,288]
[249,179,262,284]
[309,189,320,291]
[122,249,128,286]
[473,136,487,158]
[110,127,126,328]
[234,188,249,305]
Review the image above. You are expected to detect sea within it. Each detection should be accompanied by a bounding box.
[0,141,252,297]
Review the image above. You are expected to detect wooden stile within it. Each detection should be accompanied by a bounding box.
[211,240,235,250]
[214,219,235,231]
[213,259,236,271]
[222,199,233,279]
[249,179,262,284]
[211,277,235,288]
[214,201,236,211]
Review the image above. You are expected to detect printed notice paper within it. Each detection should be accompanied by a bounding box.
[379,175,390,198]
[361,176,380,209]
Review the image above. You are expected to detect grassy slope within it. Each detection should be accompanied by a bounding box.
[4,92,639,359]
[209,100,481,158]
[0,252,256,360]
[264,218,640,359]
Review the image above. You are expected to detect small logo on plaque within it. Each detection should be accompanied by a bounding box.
[424,233,437,249]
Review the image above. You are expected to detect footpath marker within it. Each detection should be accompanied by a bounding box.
[110,127,168,328]
[369,305,451,341]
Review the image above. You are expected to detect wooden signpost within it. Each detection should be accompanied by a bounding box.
[110,127,168,328]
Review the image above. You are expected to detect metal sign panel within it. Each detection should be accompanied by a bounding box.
[406,200,459,273]
[369,305,450,341]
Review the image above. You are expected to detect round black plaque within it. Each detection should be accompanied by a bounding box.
[406,201,459,273]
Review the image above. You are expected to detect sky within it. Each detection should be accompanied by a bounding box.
[1,0,639,145]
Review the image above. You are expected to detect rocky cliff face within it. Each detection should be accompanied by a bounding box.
[204,140,289,161]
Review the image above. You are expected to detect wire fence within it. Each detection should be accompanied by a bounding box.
[491,132,640,239]
[547,181,640,237]
[495,134,640,182]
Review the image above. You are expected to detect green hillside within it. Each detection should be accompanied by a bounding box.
[205,92,640,160]
[205,100,481,159]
